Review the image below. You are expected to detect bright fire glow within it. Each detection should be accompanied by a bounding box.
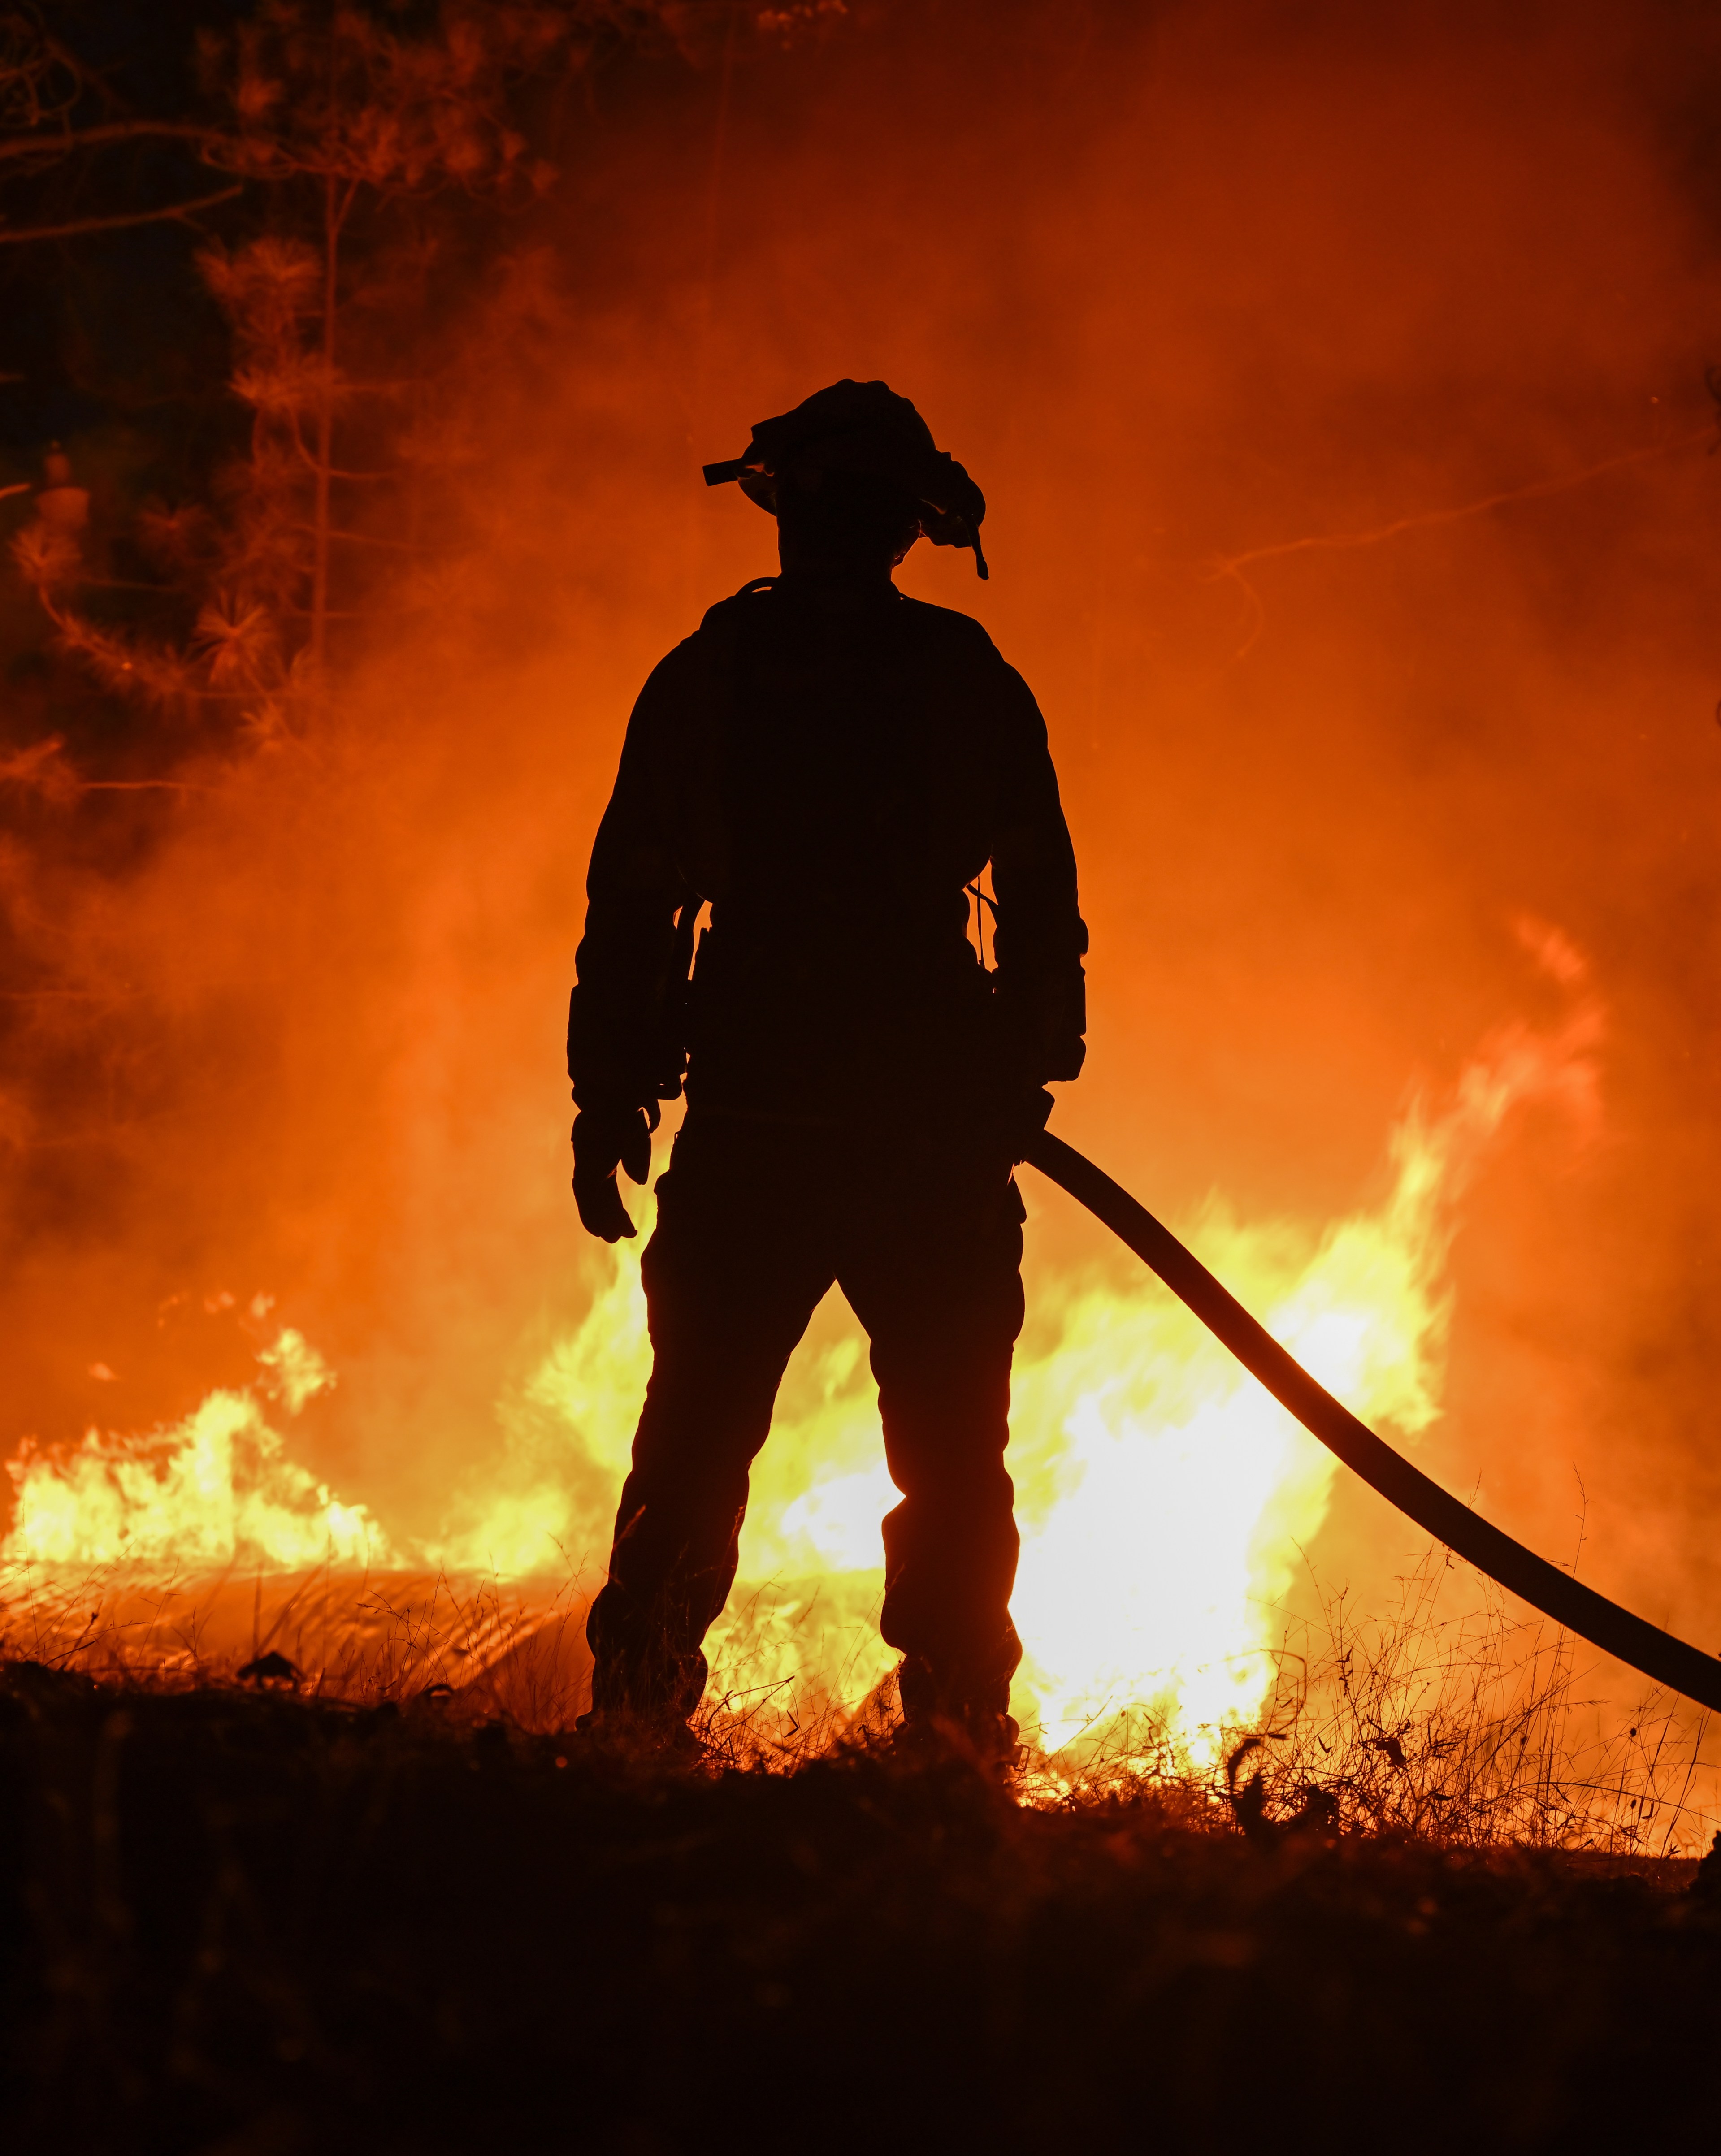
[1,988,1598,1759]
[4,1328,393,1571]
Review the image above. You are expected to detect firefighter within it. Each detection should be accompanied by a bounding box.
[567,379,1087,1757]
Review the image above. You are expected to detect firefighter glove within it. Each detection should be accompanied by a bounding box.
[572,1105,657,1243]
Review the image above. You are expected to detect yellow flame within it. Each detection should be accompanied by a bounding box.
[3,1328,390,1571]
[1,998,1599,1755]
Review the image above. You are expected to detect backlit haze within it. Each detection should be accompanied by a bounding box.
[4,1,1720,1765]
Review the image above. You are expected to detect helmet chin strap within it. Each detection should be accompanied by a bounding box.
[1024,1125,1721,1718]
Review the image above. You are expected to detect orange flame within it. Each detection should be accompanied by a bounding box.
[2,977,1600,1756]
[4,1327,393,1571]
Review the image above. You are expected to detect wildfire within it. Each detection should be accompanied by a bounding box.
[1,975,1599,1759]
[4,1327,394,1572]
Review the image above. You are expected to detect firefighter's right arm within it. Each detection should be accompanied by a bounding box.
[567,647,698,1240]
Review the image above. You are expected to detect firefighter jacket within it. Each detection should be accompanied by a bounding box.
[568,576,1088,1123]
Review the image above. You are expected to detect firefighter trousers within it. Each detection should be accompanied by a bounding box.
[585,1109,1027,1726]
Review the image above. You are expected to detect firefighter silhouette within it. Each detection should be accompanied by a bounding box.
[567,381,1087,1755]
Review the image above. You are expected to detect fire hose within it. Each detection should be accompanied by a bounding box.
[1022,1128,1721,1718]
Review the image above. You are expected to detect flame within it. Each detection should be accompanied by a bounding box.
[1,994,1598,1755]
[3,1328,392,1571]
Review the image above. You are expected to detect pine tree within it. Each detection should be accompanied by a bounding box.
[4,2,671,740]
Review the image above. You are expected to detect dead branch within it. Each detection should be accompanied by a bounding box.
[0,117,237,165]
[0,183,242,244]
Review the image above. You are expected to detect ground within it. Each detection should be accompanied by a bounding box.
[4,1660,1717,2154]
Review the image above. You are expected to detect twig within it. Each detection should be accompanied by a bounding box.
[1207,425,1714,663]
[0,118,235,165]
[0,183,243,243]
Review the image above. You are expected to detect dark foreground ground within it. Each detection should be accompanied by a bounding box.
[4,1662,1718,2155]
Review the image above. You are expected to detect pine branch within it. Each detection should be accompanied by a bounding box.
[0,118,234,166]
[0,183,243,245]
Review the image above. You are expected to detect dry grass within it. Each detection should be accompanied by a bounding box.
[0,1554,599,1727]
[7,1543,1713,1856]
[4,1556,1719,2152]
[1011,1550,1719,1854]
[3,1641,1718,2154]
[1240,1554,1715,1853]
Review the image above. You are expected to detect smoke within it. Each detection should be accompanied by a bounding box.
[4,0,1721,1671]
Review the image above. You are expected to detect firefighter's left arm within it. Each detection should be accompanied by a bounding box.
[986,659,1089,1086]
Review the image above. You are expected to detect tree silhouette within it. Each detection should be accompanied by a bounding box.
[2,1,669,734]
[1,2,878,749]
